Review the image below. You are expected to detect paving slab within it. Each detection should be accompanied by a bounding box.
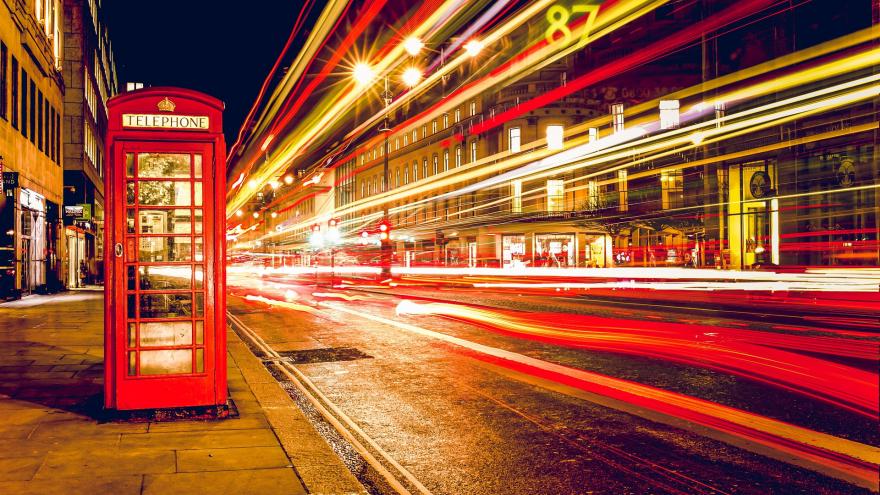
[176,445,291,472]
[143,468,306,495]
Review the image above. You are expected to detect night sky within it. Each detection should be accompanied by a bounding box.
[104,0,306,147]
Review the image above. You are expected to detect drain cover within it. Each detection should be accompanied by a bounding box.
[278,347,372,364]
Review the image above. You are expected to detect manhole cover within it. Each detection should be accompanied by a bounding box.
[278,347,372,364]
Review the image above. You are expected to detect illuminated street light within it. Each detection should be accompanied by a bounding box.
[403,37,424,56]
[283,174,294,185]
[270,211,278,218]
[269,180,280,189]
[353,62,376,86]
[252,212,259,219]
[235,210,243,218]
[247,179,258,190]
[464,39,484,57]
[402,67,422,88]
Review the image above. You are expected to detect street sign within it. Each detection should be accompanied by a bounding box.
[64,205,85,218]
[2,172,18,197]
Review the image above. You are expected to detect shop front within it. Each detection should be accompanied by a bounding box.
[534,233,576,267]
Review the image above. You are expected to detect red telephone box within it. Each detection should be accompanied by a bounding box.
[104,87,226,411]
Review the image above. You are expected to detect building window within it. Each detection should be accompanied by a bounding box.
[433,155,438,175]
[395,168,400,188]
[443,150,449,171]
[611,103,625,133]
[37,91,43,151]
[588,127,598,142]
[509,126,521,152]
[403,167,409,185]
[412,129,417,142]
[29,80,36,143]
[546,125,564,150]
[422,158,427,179]
[443,113,448,129]
[0,42,7,120]
[422,124,426,139]
[659,99,679,130]
[432,120,437,134]
[395,138,400,150]
[412,161,418,181]
[10,57,17,128]
[43,97,49,155]
[454,108,460,123]
[469,101,476,116]
[661,169,683,209]
[618,169,628,212]
[404,134,408,146]
[546,180,564,212]
[455,146,462,167]
[361,181,366,198]
[511,180,522,213]
[360,154,365,165]
[20,71,27,138]
[470,141,477,163]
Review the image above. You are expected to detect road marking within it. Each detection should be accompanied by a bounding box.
[318,300,880,490]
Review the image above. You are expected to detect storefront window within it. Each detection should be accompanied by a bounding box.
[534,233,575,267]
[502,235,526,268]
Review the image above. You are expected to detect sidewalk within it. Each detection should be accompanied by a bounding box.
[0,292,364,495]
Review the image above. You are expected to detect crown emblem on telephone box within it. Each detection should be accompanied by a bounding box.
[157,97,176,112]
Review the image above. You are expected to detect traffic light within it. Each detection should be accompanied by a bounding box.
[378,220,391,241]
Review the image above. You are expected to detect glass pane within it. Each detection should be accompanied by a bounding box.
[126,265,136,291]
[127,294,137,319]
[194,293,204,317]
[194,265,204,289]
[128,351,137,376]
[194,238,204,262]
[137,153,191,178]
[139,321,193,347]
[194,182,203,206]
[126,153,135,177]
[126,182,136,205]
[196,348,204,373]
[138,236,193,262]
[139,209,193,234]
[195,320,204,345]
[138,181,191,206]
[139,265,192,290]
[194,154,202,178]
[139,349,192,375]
[128,323,137,347]
[193,209,203,234]
[139,293,193,319]
[126,209,136,234]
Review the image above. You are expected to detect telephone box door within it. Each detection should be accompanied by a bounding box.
[110,141,218,409]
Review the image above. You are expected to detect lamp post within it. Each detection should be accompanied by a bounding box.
[327,219,340,287]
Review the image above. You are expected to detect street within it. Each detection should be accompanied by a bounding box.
[226,270,879,495]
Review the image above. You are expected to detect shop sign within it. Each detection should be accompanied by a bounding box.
[19,188,45,212]
[2,172,18,197]
[64,205,91,220]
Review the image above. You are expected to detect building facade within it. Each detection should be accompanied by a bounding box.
[61,0,117,287]
[232,0,878,272]
[0,0,65,298]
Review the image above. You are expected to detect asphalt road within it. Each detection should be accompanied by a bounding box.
[227,276,879,495]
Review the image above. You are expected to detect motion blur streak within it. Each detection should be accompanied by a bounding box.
[321,300,880,488]
[394,299,878,418]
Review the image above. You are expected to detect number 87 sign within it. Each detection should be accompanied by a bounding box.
[546,2,602,49]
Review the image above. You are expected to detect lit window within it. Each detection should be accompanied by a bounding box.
[404,134,408,146]
[443,150,449,171]
[432,120,437,134]
[443,114,448,128]
[509,127,521,152]
[611,103,625,133]
[412,162,418,181]
[661,169,683,209]
[395,138,400,150]
[454,108,460,123]
[659,100,680,130]
[433,155,438,175]
[546,179,564,212]
[422,159,427,179]
[588,127,598,142]
[511,180,522,213]
[455,146,462,167]
[412,129,417,142]
[471,141,477,162]
[422,125,427,139]
[546,125,564,150]
[469,101,476,116]
[404,167,409,185]
[395,168,400,187]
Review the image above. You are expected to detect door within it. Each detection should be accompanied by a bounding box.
[112,141,216,409]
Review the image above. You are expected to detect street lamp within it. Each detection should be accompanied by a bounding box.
[353,62,376,86]
[464,39,484,57]
[327,219,341,287]
[401,67,422,88]
[403,37,424,56]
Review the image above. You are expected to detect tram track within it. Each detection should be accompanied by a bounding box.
[227,310,433,495]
